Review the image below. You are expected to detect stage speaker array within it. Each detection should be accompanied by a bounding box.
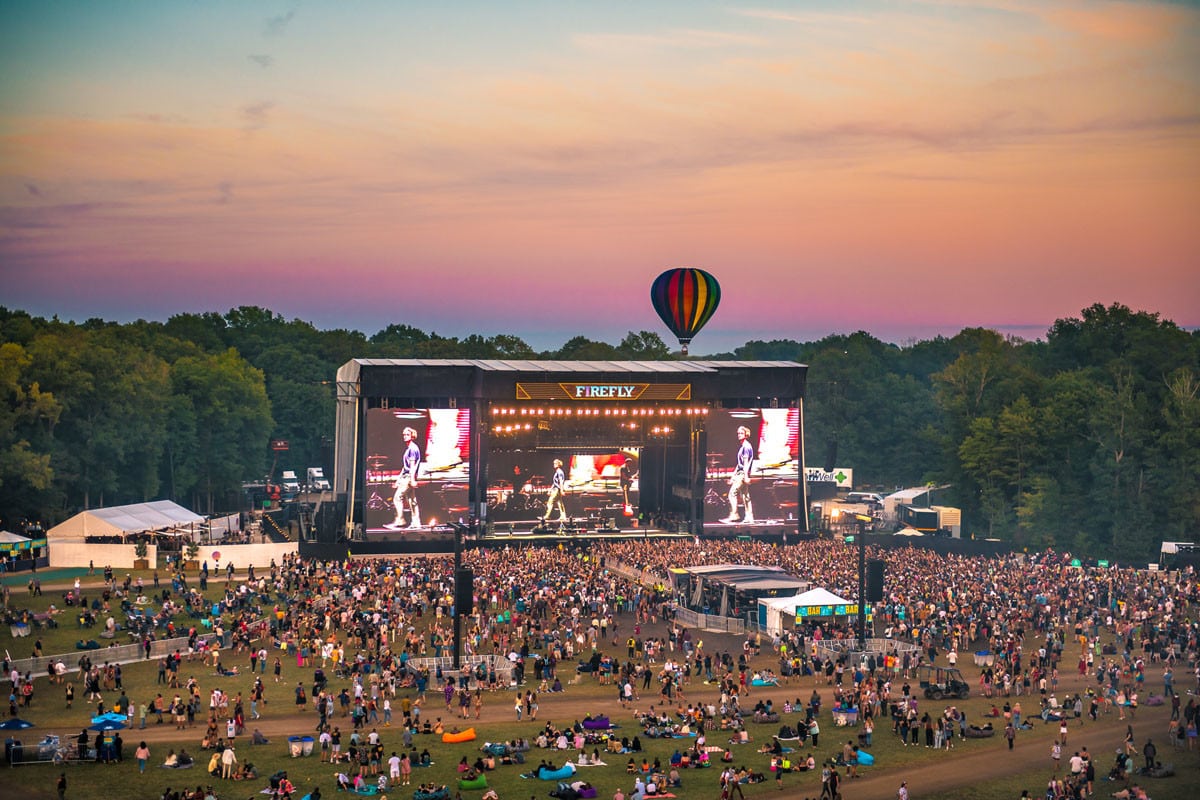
[454,568,474,614]
[823,438,838,472]
[866,559,885,602]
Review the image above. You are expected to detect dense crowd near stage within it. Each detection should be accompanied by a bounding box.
[5,538,1198,800]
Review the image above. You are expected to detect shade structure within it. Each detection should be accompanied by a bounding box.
[89,719,126,731]
[48,500,203,542]
[0,531,33,553]
[0,718,34,730]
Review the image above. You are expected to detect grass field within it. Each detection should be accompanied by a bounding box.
[2,570,1197,800]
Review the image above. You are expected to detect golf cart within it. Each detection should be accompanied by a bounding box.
[918,665,971,700]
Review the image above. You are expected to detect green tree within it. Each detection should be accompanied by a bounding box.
[932,329,1034,532]
[170,348,273,513]
[162,392,199,503]
[551,336,623,360]
[733,339,805,361]
[369,324,432,355]
[618,331,672,360]
[1087,367,1152,557]
[0,342,60,518]
[1155,367,1200,538]
[24,329,169,509]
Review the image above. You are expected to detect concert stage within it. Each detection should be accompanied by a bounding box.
[308,359,809,556]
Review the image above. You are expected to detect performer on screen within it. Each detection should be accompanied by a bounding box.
[386,426,422,529]
[620,457,637,514]
[542,458,567,524]
[721,425,755,524]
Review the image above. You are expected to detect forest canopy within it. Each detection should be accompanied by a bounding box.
[1,303,1196,560]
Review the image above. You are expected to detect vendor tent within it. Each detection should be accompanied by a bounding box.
[47,500,203,542]
[757,587,855,634]
[0,530,32,553]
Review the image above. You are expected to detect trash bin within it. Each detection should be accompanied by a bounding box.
[973,651,994,667]
[288,736,303,758]
[301,736,314,757]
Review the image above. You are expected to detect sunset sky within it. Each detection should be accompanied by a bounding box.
[2,1,1197,352]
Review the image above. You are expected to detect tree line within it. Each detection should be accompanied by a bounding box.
[1,303,1195,560]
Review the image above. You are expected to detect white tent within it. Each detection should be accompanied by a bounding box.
[758,587,855,634]
[47,500,204,542]
[0,530,32,554]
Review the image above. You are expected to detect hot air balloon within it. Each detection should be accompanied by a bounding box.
[650,267,721,355]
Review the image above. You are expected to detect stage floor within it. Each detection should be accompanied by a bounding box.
[359,517,797,544]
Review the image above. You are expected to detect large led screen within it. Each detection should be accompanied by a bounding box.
[486,448,640,526]
[704,408,800,525]
[363,408,470,531]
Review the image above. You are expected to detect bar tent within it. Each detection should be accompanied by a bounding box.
[758,587,854,634]
[0,530,33,553]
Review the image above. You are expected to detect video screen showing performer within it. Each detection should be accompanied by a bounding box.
[704,409,799,525]
[721,425,756,523]
[363,408,470,532]
[386,426,423,529]
[542,459,567,523]
[487,449,639,526]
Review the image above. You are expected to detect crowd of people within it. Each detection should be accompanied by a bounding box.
[4,538,1198,800]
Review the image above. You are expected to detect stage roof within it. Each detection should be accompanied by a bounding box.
[337,358,807,406]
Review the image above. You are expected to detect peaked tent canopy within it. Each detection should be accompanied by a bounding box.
[757,587,856,634]
[47,501,204,542]
[0,530,34,553]
[789,587,853,607]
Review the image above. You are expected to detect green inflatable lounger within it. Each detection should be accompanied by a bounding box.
[458,774,489,790]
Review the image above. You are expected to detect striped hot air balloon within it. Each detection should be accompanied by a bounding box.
[650,267,721,355]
